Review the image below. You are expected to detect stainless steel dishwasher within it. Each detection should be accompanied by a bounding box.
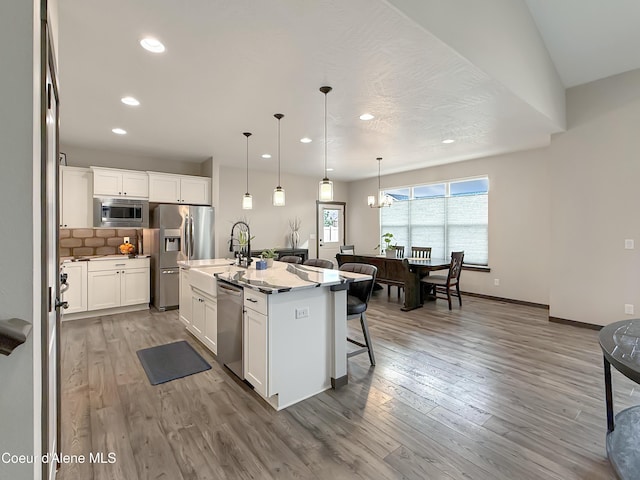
[217,279,244,379]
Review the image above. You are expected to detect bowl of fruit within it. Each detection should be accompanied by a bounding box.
[118,242,135,256]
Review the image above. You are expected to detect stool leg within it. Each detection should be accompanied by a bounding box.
[360,312,375,366]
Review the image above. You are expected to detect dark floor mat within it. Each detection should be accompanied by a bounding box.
[136,340,211,385]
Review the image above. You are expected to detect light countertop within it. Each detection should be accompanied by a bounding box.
[214,260,371,294]
[61,254,150,263]
[178,258,237,269]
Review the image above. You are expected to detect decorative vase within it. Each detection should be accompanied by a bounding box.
[385,249,396,258]
[290,230,300,249]
[266,258,274,268]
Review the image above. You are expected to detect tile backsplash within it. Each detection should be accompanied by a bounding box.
[60,228,143,257]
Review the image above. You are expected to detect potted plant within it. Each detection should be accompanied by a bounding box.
[375,232,397,258]
[261,248,277,268]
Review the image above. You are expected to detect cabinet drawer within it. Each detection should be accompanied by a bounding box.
[243,289,268,315]
[88,257,150,272]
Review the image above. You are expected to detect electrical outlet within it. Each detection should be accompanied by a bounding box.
[625,304,634,315]
[494,279,500,286]
[124,236,130,244]
[625,239,634,250]
[295,306,310,319]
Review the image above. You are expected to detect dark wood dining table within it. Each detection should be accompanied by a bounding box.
[336,254,451,311]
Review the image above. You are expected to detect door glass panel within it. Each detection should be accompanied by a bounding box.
[323,209,340,242]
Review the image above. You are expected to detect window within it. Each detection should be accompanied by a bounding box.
[323,209,340,242]
[380,177,488,265]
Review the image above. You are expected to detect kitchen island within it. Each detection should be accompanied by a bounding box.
[180,259,371,410]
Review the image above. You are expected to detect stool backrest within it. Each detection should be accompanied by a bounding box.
[411,246,432,258]
[278,255,302,264]
[303,258,334,269]
[339,263,377,304]
[340,244,355,254]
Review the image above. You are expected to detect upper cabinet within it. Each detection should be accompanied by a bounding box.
[91,167,149,199]
[148,172,211,205]
[60,166,93,228]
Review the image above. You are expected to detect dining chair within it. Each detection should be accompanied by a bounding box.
[420,251,464,310]
[411,246,432,258]
[393,246,405,258]
[303,258,334,269]
[339,263,378,365]
[340,244,355,254]
[278,255,302,264]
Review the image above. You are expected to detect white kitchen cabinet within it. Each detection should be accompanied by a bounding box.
[92,167,149,198]
[148,172,211,205]
[87,257,150,311]
[60,262,88,314]
[59,166,92,228]
[179,268,191,327]
[87,270,121,310]
[120,268,150,306]
[190,288,218,354]
[244,293,268,397]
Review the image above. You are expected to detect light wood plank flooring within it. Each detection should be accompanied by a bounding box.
[58,293,637,480]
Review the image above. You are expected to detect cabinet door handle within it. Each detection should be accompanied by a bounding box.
[115,263,126,266]
[246,298,258,303]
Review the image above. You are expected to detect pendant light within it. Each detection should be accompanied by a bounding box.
[368,157,393,208]
[242,132,253,210]
[273,113,286,206]
[318,86,334,201]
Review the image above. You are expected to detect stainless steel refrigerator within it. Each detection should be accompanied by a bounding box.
[145,204,215,311]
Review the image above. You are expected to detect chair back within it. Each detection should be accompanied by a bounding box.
[411,246,431,258]
[340,244,355,254]
[278,255,302,264]
[303,258,334,269]
[447,251,464,283]
[339,263,377,305]
[394,246,405,258]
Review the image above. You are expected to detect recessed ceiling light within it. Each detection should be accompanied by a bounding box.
[121,96,140,106]
[140,37,165,53]
[359,113,375,121]
[261,154,271,159]
[300,137,312,144]
[442,139,455,144]
[112,128,127,135]
[326,168,334,172]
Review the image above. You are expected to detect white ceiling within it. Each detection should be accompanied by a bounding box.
[57,0,638,181]
[525,0,640,88]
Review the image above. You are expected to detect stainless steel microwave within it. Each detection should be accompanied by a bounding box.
[93,198,149,228]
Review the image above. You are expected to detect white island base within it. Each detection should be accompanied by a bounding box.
[245,285,347,411]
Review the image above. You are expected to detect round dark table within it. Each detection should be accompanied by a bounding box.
[599,319,640,479]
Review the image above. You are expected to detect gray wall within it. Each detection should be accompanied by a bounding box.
[0,0,38,478]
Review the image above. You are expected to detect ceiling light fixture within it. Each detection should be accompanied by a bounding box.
[318,86,334,201]
[121,96,140,106]
[261,154,271,159]
[273,113,286,207]
[359,113,374,121]
[300,137,312,144]
[112,128,127,135]
[242,132,253,210]
[140,37,165,53]
[442,139,455,144]
[368,157,393,208]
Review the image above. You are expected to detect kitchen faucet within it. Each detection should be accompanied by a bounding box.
[229,221,252,267]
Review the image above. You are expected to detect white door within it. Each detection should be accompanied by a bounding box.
[60,263,87,314]
[203,298,218,354]
[60,167,92,228]
[179,269,192,326]
[46,48,61,480]
[93,170,123,196]
[149,174,181,203]
[317,202,345,265]
[120,268,150,306]
[243,308,268,397]
[180,177,210,205]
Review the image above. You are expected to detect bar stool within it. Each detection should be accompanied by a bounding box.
[303,258,334,269]
[278,255,302,264]
[339,263,378,366]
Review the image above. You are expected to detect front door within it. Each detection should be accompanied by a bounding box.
[316,202,346,265]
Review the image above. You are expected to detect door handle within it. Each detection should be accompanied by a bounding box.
[55,298,69,310]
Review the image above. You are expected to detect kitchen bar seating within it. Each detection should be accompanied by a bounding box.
[339,263,377,366]
[278,255,302,264]
[303,258,334,269]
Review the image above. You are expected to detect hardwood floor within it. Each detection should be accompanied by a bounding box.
[58,293,636,480]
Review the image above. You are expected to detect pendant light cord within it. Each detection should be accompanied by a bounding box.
[324,91,328,178]
[243,132,251,193]
[277,117,281,186]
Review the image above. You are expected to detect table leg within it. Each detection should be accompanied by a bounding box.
[401,271,422,311]
[603,356,614,433]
